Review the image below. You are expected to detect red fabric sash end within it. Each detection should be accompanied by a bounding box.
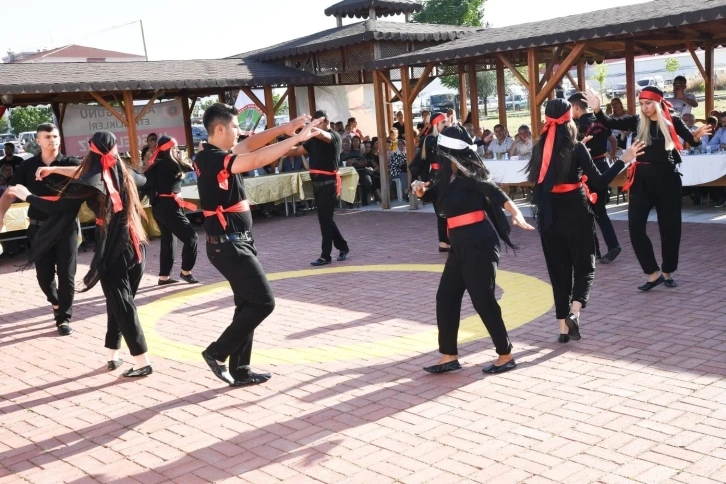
[157,193,197,211]
[551,175,597,204]
[89,142,123,214]
[309,169,342,197]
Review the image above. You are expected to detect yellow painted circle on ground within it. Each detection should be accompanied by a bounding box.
[137,264,552,364]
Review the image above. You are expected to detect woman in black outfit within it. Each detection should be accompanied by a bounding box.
[143,136,199,285]
[9,131,153,377]
[412,125,534,375]
[525,99,644,343]
[583,89,711,290]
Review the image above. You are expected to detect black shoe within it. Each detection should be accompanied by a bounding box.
[158,279,179,286]
[600,247,622,265]
[231,367,272,386]
[482,360,517,374]
[438,246,450,253]
[337,251,349,261]
[565,313,581,341]
[57,322,73,336]
[311,258,331,267]
[558,334,570,343]
[201,350,235,385]
[107,359,124,371]
[638,275,665,291]
[179,272,199,284]
[664,278,678,288]
[122,365,153,377]
[423,360,461,373]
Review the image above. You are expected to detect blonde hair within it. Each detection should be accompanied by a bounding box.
[636,101,674,151]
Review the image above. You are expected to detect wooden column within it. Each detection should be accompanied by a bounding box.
[51,102,66,154]
[181,95,194,158]
[218,92,225,103]
[373,71,391,209]
[401,67,418,210]
[527,48,542,137]
[625,41,636,115]
[122,90,140,167]
[577,62,586,91]
[307,86,316,114]
[496,59,507,128]
[264,85,275,130]
[458,65,468,123]
[468,63,479,129]
[705,41,715,116]
[386,84,394,131]
[288,85,298,119]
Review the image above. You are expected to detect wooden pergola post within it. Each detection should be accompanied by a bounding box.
[705,41,715,115]
[577,62,586,91]
[458,65,468,123]
[373,70,391,208]
[218,92,225,103]
[400,66,418,209]
[122,90,140,167]
[625,41,636,115]
[496,59,507,128]
[307,86,316,114]
[263,85,275,130]
[386,85,394,131]
[288,85,298,119]
[535,43,586,106]
[527,48,542,137]
[181,94,194,158]
[468,63,479,130]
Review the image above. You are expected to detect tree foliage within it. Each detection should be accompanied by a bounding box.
[439,71,497,115]
[594,63,608,98]
[8,106,53,135]
[0,114,9,134]
[665,57,680,75]
[192,98,216,118]
[413,0,485,27]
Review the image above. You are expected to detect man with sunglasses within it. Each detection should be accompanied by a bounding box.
[666,76,698,116]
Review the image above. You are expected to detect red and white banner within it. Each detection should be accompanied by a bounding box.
[62,100,187,156]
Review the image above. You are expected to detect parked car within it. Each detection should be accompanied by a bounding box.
[0,133,17,143]
[191,124,207,145]
[606,83,628,99]
[505,94,528,111]
[636,76,664,91]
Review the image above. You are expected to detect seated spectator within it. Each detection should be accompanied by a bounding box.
[348,117,364,139]
[343,136,372,205]
[366,138,382,202]
[485,124,514,158]
[706,113,726,149]
[344,124,352,139]
[341,137,352,159]
[388,139,409,202]
[2,143,23,171]
[388,128,399,151]
[509,124,533,158]
[1,163,13,181]
[392,111,405,139]
[682,113,698,132]
[702,116,719,146]
[278,153,307,172]
[0,175,6,196]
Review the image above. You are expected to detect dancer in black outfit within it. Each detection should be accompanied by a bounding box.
[10,131,153,376]
[195,103,320,386]
[583,89,710,290]
[525,99,644,343]
[569,92,622,264]
[0,124,80,336]
[412,125,534,375]
[143,136,200,285]
[410,113,450,252]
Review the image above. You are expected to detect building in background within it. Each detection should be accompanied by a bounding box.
[3,45,144,63]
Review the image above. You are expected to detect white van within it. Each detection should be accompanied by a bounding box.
[636,76,665,92]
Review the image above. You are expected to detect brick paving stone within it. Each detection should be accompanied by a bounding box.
[2,212,726,482]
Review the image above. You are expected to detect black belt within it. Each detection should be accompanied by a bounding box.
[28,219,46,226]
[206,232,253,244]
[313,180,336,188]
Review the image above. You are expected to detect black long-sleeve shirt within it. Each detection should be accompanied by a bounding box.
[548,143,625,192]
[144,157,189,200]
[595,110,699,165]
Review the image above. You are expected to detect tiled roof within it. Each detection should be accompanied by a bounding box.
[324,0,422,19]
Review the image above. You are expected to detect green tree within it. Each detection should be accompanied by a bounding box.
[594,63,608,99]
[413,0,485,27]
[0,114,9,133]
[439,71,496,116]
[192,98,216,118]
[8,106,53,135]
[272,92,288,115]
[665,57,680,79]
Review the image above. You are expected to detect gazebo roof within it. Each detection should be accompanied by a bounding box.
[324,0,423,19]
[368,0,726,69]
[232,20,479,62]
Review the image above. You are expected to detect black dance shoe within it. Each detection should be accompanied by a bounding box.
[201,350,235,385]
[122,366,153,377]
[664,278,678,288]
[337,251,349,261]
[638,275,665,291]
[107,359,123,371]
[438,246,450,253]
[482,360,517,374]
[565,313,581,341]
[158,279,179,286]
[599,247,622,264]
[179,273,199,284]
[423,360,461,373]
[57,322,73,336]
[230,367,272,386]
[311,258,332,267]
[558,334,570,343]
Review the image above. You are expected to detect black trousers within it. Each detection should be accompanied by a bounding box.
[355,169,372,205]
[628,166,682,274]
[540,201,596,320]
[590,159,619,256]
[314,183,348,261]
[436,227,512,356]
[101,247,148,356]
[432,201,450,244]
[152,200,199,276]
[205,240,275,375]
[27,221,78,326]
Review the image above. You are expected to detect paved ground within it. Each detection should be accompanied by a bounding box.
[1,205,726,484]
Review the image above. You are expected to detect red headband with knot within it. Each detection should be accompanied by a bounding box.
[89,142,123,213]
[430,113,446,126]
[537,110,572,184]
[145,138,178,171]
[639,90,683,151]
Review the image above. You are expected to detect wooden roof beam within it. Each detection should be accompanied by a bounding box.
[536,42,587,106]
[379,72,403,104]
[89,91,128,127]
[495,53,529,90]
[686,41,708,81]
[135,89,164,123]
[539,46,564,90]
[408,63,434,104]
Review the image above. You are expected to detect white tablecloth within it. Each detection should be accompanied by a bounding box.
[482,154,726,187]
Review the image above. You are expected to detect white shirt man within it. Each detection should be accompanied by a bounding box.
[486,124,514,156]
[666,76,698,116]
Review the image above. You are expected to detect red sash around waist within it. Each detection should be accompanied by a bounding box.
[592,153,607,160]
[95,218,104,226]
[551,175,597,204]
[38,195,60,201]
[157,193,197,211]
[447,210,486,235]
[202,200,251,230]
[622,161,649,192]
[430,163,440,171]
[309,169,341,196]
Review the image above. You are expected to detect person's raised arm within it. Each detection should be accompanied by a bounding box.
[583,90,639,132]
[233,115,312,154]
[675,115,709,147]
[313,129,333,144]
[230,119,322,175]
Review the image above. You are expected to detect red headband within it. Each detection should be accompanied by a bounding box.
[430,113,446,126]
[89,142,123,213]
[537,110,572,184]
[145,138,178,170]
[639,90,683,151]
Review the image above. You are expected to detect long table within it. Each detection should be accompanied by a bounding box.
[486,153,726,187]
